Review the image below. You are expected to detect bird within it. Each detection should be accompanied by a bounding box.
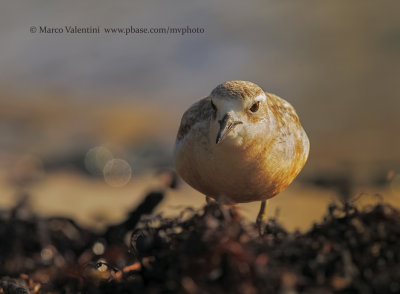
[173,80,309,234]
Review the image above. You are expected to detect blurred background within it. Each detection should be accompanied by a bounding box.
[1,0,400,231]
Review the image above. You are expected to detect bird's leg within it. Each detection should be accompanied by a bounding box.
[256,200,268,236]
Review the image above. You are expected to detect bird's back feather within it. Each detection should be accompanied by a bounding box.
[176,97,213,142]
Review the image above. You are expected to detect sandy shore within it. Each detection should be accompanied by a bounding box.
[1,171,399,232]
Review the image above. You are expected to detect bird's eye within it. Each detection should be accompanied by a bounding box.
[250,101,260,112]
[211,101,217,111]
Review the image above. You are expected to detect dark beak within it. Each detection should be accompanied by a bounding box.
[216,113,242,144]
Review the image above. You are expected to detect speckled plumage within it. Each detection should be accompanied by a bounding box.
[174,80,309,203]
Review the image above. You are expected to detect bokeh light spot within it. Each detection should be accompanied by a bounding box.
[84,146,113,176]
[41,246,55,264]
[103,158,132,187]
[92,241,106,255]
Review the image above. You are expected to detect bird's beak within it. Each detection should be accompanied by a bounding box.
[216,113,242,144]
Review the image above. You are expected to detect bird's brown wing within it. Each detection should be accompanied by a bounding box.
[266,91,310,165]
[176,96,214,142]
[266,92,301,125]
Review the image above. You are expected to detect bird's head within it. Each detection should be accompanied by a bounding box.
[209,81,268,146]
